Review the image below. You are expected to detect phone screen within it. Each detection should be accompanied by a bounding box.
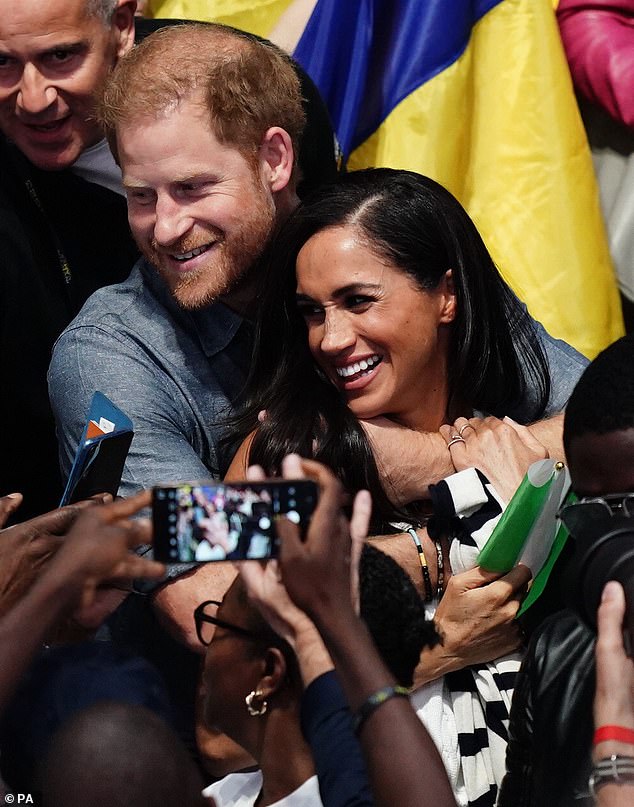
[152,480,318,563]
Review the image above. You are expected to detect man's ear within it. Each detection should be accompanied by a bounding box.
[259,127,295,193]
[439,269,457,324]
[111,0,137,59]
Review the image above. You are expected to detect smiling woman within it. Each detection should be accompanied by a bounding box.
[225,168,587,804]
[230,168,558,528]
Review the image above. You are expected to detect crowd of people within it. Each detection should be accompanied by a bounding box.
[1,1,633,805]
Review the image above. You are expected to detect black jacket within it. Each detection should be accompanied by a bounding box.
[0,139,137,518]
[498,609,596,807]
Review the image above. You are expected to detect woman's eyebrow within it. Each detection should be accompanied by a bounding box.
[296,283,382,302]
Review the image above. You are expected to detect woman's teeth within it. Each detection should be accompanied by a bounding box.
[336,354,381,378]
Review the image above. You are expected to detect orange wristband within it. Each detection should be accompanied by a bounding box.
[594,726,634,745]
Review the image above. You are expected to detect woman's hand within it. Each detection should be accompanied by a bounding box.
[414,564,531,687]
[276,455,372,625]
[238,455,372,687]
[440,416,548,503]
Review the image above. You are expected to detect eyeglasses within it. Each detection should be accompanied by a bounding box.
[194,600,260,646]
[558,493,634,536]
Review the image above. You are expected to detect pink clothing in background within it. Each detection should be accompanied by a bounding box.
[557,0,634,130]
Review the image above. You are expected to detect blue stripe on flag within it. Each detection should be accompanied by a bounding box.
[294,0,504,157]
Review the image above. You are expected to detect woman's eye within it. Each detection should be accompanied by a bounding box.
[296,303,324,320]
[346,295,373,309]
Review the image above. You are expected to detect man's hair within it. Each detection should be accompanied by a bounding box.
[86,0,118,24]
[40,702,207,807]
[564,333,634,451]
[97,23,305,168]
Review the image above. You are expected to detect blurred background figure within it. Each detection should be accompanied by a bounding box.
[557,0,634,332]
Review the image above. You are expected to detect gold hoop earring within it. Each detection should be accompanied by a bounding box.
[245,690,268,716]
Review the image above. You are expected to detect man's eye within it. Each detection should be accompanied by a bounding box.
[50,50,74,63]
[127,190,153,205]
[0,54,14,69]
[178,182,210,196]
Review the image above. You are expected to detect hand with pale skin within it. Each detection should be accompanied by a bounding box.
[413,564,531,686]
[593,580,634,806]
[440,415,548,503]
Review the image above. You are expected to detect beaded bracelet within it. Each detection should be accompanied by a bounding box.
[352,685,410,736]
[407,528,433,602]
[594,726,634,746]
[434,539,444,599]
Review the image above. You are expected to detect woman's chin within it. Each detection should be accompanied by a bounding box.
[345,399,386,422]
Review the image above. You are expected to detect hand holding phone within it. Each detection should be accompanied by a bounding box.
[152,479,318,563]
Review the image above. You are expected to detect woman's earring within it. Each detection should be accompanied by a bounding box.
[245,689,268,716]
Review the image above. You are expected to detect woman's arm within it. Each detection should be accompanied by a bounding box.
[277,456,456,807]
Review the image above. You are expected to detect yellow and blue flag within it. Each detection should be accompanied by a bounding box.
[147,0,624,357]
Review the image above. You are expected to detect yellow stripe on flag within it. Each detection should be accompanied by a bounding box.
[146,0,293,37]
[348,0,622,358]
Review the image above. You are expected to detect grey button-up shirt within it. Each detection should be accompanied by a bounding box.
[49,258,253,497]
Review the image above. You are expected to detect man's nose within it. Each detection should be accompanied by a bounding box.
[17,64,57,116]
[153,195,192,246]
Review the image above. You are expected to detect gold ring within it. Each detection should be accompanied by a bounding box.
[447,436,466,449]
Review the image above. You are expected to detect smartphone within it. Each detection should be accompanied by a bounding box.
[152,480,318,563]
[61,431,133,506]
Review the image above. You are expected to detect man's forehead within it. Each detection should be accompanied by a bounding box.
[0,0,105,46]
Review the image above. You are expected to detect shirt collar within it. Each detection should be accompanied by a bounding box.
[139,259,245,358]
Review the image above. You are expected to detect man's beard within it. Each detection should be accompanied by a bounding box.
[141,183,276,310]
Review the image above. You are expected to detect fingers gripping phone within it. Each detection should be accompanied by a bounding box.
[152,480,318,563]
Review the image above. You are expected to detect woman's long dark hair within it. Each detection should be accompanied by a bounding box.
[230,169,550,529]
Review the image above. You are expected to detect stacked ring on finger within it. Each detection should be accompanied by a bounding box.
[447,435,465,448]
[458,423,474,437]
